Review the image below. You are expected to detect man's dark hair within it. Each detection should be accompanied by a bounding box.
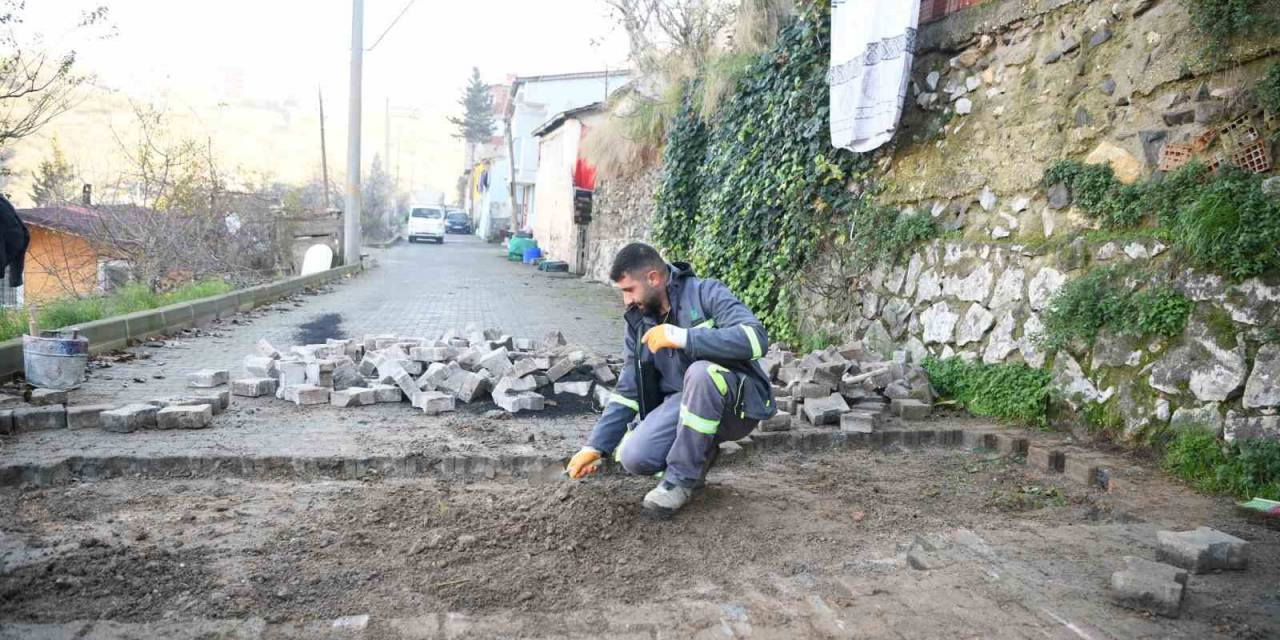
[609,242,666,281]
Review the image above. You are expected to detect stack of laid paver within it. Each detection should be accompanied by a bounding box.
[232,326,622,416]
[757,342,936,434]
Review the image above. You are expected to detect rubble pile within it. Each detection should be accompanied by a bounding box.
[758,342,936,433]
[234,326,623,416]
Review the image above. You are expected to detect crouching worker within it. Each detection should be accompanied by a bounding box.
[565,243,776,515]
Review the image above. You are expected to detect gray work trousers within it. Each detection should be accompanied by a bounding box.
[616,360,758,488]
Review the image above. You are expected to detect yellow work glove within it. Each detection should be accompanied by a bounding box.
[566,447,603,479]
[642,324,688,353]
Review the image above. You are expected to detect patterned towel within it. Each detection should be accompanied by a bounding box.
[829,0,920,152]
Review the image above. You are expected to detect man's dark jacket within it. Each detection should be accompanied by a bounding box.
[0,195,28,287]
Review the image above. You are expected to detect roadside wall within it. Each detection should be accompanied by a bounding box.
[579,0,1280,442]
[582,167,661,283]
[794,0,1280,442]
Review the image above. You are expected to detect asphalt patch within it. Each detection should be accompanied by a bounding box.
[294,313,346,344]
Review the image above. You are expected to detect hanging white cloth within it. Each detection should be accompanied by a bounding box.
[829,0,920,152]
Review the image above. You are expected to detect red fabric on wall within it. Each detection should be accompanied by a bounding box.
[573,124,597,191]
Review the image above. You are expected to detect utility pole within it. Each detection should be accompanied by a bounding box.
[343,0,364,266]
[319,87,331,211]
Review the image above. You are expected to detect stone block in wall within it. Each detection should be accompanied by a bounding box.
[921,302,959,345]
[955,303,995,346]
[1028,267,1065,311]
[1051,353,1102,411]
[981,310,1018,364]
[1169,403,1222,435]
[988,267,1024,309]
[1224,412,1280,444]
[1243,343,1279,410]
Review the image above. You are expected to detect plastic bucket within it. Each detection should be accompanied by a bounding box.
[23,329,90,390]
[522,247,543,264]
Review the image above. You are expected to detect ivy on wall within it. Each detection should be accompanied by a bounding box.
[651,0,875,344]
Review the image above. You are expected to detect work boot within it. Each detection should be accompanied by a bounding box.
[642,481,693,516]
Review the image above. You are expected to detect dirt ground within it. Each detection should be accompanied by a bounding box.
[1,445,1277,639]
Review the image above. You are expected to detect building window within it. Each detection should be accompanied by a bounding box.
[0,267,21,308]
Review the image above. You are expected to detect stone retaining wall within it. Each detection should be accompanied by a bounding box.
[799,236,1279,442]
[582,168,661,283]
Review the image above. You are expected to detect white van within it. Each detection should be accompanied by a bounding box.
[408,206,446,244]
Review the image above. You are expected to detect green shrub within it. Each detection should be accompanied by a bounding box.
[922,357,1051,427]
[1038,266,1192,351]
[845,202,937,273]
[1163,429,1228,491]
[1172,167,1280,280]
[1260,62,1280,117]
[1181,0,1273,58]
[1164,429,1280,499]
[1040,160,1213,231]
[0,278,234,342]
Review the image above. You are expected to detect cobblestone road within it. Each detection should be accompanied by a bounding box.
[70,235,624,407]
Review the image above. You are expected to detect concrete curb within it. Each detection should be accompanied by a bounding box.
[0,426,972,488]
[0,264,363,382]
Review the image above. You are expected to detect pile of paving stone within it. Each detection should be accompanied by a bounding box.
[756,342,935,433]
[228,327,622,416]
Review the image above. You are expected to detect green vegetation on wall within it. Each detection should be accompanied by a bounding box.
[1181,0,1276,59]
[1260,62,1280,117]
[1164,429,1280,499]
[922,356,1052,427]
[1038,265,1193,351]
[652,0,884,343]
[1042,160,1280,280]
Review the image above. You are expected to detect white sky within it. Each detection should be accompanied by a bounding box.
[17,0,631,202]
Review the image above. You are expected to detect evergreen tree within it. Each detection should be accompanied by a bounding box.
[362,153,394,240]
[448,67,496,143]
[30,138,78,205]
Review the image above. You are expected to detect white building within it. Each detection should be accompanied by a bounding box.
[496,70,629,236]
[530,103,603,274]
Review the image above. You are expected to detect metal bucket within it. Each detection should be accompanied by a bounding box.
[23,329,90,390]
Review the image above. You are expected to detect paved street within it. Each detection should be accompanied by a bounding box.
[70,235,624,407]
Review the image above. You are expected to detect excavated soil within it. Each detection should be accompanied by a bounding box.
[1,447,1278,638]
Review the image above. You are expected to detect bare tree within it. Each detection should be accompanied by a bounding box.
[90,102,281,292]
[606,0,734,73]
[0,3,111,147]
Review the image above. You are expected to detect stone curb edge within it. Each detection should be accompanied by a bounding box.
[0,264,364,382]
[0,425,1137,490]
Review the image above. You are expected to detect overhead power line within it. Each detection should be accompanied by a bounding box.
[366,0,416,51]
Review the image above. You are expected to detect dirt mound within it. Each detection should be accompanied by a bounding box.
[0,540,218,622]
[219,449,1108,620]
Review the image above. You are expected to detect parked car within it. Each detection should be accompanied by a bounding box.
[446,210,472,234]
[408,206,445,243]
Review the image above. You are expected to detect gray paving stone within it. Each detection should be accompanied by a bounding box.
[29,388,68,406]
[802,394,849,426]
[188,369,229,388]
[14,405,67,432]
[760,411,792,432]
[68,404,113,430]
[232,378,278,398]
[157,404,213,430]
[413,391,456,415]
[1110,556,1187,618]
[285,384,330,406]
[101,403,158,433]
[1157,527,1249,573]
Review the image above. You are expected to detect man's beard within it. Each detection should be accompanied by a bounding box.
[629,285,665,317]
